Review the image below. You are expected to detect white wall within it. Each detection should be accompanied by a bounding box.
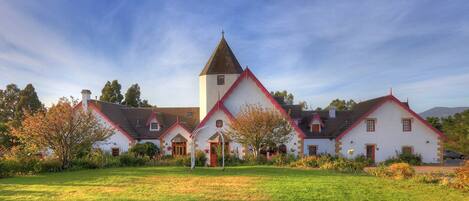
[304,139,335,155]
[195,110,244,160]
[340,100,440,163]
[199,74,240,120]
[91,109,132,154]
[160,126,192,155]
[222,75,301,156]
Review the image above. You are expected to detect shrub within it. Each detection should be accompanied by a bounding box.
[195,150,207,166]
[290,156,319,168]
[130,142,160,158]
[317,157,366,173]
[0,159,21,177]
[383,153,422,166]
[451,160,469,190]
[244,154,269,165]
[174,155,191,166]
[354,155,373,166]
[119,153,148,166]
[367,164,391,177]
[220,154,244,166]
[39,159,62,172]
[271,154,295,166]
[388,163,415,180]
[413,172,447,184]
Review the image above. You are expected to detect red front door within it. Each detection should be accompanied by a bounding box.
[366,144,376,163]
[210,142,218,167]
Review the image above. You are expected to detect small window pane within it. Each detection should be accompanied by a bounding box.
[402,119,412,132]
[402,146,413,154]
[112,148,120,156]
[366,119,376,132]
[312,124,320,132]
[308,145,317,156]
[217,75,225,85]
[150,123,159,130]
[216,120,223,128]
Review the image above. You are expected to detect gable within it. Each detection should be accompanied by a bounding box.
[336,95,446,140]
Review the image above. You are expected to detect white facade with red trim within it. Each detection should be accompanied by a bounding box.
[160,124,192,156]
[338,100,441,163]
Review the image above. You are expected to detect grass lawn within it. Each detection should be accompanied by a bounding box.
[0,166,467,201]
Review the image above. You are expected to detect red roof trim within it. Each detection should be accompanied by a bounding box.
[336,95,446,141]
[219,68,306,138]
[86,101,135,142]
[194,101,235,132]
[146,111,161,126]
[159,120,193,140]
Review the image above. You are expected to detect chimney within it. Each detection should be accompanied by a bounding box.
[329,106,336,118]
[81,89,91,110]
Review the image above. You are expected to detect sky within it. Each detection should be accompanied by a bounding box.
[1,1,468,112]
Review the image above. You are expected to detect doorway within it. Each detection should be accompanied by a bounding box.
[366,144,376,163]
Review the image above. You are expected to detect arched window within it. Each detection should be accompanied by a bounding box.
[216,120,223,128]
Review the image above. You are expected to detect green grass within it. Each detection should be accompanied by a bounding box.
[0,166,467,201]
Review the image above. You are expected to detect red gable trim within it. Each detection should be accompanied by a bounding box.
[219,68,306,138]
[336,95,446,141]
[194,101,235,133]
[86,101,135,142]
[159,119,193,140]
[146,111,161,126]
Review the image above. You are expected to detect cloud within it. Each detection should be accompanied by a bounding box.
[0,1,468,112]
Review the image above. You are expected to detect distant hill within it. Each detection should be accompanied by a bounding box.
[420,107,469,118]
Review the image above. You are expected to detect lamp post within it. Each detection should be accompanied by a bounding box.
[191,126,206,170]
[216,128,225,171]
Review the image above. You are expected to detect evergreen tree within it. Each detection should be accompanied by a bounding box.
[99,80,123,104]
[0,84,20,122]
[123,84,142,107]
[16,84,43,116]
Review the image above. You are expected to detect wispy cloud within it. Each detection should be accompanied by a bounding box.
[0,1,468,112]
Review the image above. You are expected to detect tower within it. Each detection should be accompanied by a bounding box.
[199,34,243,120]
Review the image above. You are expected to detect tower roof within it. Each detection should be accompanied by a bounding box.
[199,36,243,76]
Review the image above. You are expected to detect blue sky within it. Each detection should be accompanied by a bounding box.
[1,1,468,112]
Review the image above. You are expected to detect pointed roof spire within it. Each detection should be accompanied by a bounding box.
[199,33,243,76]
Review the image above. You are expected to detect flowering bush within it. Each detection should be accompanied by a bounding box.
[388,163,415,180]
[451,160,469,191]
[289,156,318,168]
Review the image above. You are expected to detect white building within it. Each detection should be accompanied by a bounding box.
[77,35,445,165]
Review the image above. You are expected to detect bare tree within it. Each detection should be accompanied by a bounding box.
[226,104,292,159]
[13,98,113,168]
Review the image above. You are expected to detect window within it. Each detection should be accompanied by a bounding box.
[402,118,412,132]
[279,144,287,154]
[217,75,225,85]
[311,124,321,132]
[216,120,223,128]
[366,119,376,132]
[111,148,120,156]
[402,146,413,154]
[172,142,187,156]
[150,122,159,131]
[308,145,318,156]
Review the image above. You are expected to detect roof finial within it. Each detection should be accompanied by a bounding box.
[389,87,393,96]
[221,29,225,38]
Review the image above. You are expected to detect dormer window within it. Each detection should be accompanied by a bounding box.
[217,75,225,85]
[311,124,321,132]
[150,122,159,131]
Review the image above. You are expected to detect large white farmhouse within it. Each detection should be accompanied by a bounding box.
[77,35,446,165]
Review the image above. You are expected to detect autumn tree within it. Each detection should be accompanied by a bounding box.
[226,104,292,159]
[13,98,113,168]
[100,80,124,104]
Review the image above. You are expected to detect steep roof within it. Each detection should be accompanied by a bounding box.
[294,96,391,139]
[199,36,243,76]
[87,100,199,140]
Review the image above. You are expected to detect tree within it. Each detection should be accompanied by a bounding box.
[99,80,124,104]
[226,104,292,159]
[122,84,152,107]
[326,99,357,111]
[130,142,160,158]
[441,110,469,155]
[0,84,21,122]
[426,117,442,131]
[12,98,113,168]
[270,90,294,105]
